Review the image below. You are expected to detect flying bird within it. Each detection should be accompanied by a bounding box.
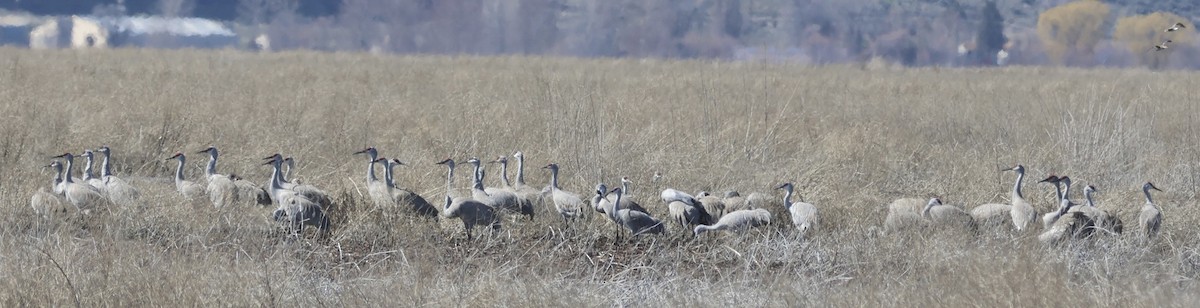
[1166,22,1186,32]
[1153,40,1173,51]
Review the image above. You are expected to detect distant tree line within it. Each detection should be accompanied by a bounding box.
[2,0,1198,69]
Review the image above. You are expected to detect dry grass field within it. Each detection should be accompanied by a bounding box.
[1,47,1199,306]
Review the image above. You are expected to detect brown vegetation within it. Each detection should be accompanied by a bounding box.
[2,48,1200,306]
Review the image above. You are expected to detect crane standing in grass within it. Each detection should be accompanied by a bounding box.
[167,152,206,202]
[198,146,238,208]
[382,158,438,218]
[54,152,105,210]
[1138,182,1163,240]
[776,182,819,237]
[543,163,584,225]
[95,146,140,205]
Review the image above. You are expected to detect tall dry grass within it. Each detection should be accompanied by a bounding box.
[0,47,1198,306]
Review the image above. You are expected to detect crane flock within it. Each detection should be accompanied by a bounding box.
[31,147,1169,244]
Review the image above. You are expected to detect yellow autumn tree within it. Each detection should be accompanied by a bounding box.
[1114,12,1192,69]
[1037,0,1110,65]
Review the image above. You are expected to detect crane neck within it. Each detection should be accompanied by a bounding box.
[922,201,934,219]
[1012,170,1025,200]
[269,160,285,191]
[1052,182,1063,203]
[204,153,219,177]
[283,160,294,183]
[1084,189,1095,207]
[1061,180,1072,203]
[444,164,455,192]
[621,181,630,195]
[471,164,484,191]
[782,186,794,208]
[1143,186,1154,204]
[610,190,622,221]
[443,195,452,211]
[384,163,396,188]
[52,165,63,185]
[550,168,560,190]
[498,161,511,187]
[62,156,76,183]
[100,151,112,177]
[82,154,97,180]
[366,159,378,183]
[515,156,526,185]
[173,157,186,186]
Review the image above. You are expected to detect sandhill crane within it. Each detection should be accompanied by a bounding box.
[167,152,205,201]
[746,191,784,213]
[79,150,107,192]
[354,147,394,209]
[229,173,271,206]
[693,209,772,236]
[383,158,438,218]
[1138,182,1163,240]
[32,161,72,218]
[661,188,712,225]
[1064,178,1122,235]
[971,165,1037,231]
[1039,175,1066,229]
[487,156,535,219]
[777,182,819,237]
[595,180,650,216]
[1166,22,1186,32]
[1037,181,1096,244]
[543,163,584,224]
[696,191,726,219]
[885,198,928,233]
[264,156,329,236]
[606,186,665,237]
[262,154,333,210]
[435,158,471,200]
[95,146,140,205]
[197,146,238,208]
[667,200,708,231]
[507,151,543,217]
[440,193,500,240]
[722,191,748,212]
[52,153,105,210]
[466,157,523,217]
[922,198,975,230]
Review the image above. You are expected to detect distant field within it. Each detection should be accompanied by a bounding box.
[1,47,1198,306]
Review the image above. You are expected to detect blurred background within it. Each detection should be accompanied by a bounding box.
[0,0,1195,68]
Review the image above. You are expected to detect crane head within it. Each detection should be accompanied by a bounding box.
[513,151,523,159]
[465,157,482,166]
[195,146,217,154]
[97,145,111,154]
[372,157,387,163]
[262,153,282,161]
[81,149,94,158]
[1084,185,1097,194]
[390,158,405,166]
[353,147,378,158]
[1058,176,1071,186]
[609,187,622,195]
[927,197,942,206]
[435,158,454,166]
[620,177,633,185]
[166,152,184,160]
[1037,175,1059,184]
[595,183,607,195]
[723,191,740,198]
[490,156,507,164]
[1144,182,1161,192]
[775,183,793,190]
[1002,165,1024,173]
[542,163,558,170]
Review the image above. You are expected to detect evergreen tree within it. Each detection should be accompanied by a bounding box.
[977,1,1007,65]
